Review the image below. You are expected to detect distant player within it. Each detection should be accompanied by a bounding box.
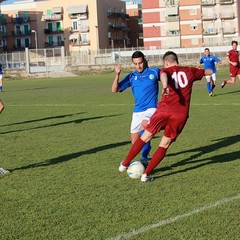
[0,63,3,92]
[112,51,160,165]
[0,99,10,175]
[197,48,221,96]
[118,51,212,182]
[221,40,240,88]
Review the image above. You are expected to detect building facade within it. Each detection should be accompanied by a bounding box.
[0,0,128,52]
[125,1,143,47]
[142,0,240,48]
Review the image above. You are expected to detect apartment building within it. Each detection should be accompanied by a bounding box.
[142,0,240,48]
[0,0,128,53]
[126,1,143,47]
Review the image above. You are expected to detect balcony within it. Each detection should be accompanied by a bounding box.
[203,28,218,35]
[166,30,180,37]
[71,40,90,46]
[223,27,235,34]
[219,0,234,4]
[12,17,30,24]
[12,30,31,37]
[219,12,234,19]
[165,15,179,22]
[201,0,216,6]
[202,13,217,21]
[45,41,64,48]
[42,14,62,21]
[44,29,63,34]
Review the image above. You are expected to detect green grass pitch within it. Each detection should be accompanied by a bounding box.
[0,65,239,239]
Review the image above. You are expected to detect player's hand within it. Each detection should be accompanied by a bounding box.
[115,65,121,75]
[231,62,238,66]
[162,88,169,96]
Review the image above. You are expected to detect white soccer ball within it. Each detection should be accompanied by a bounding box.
[127,161,145,179]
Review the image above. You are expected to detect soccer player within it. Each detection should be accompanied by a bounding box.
[118,51,212,182]
[0,99,10,175]
[221,40,240,88]
[0,63,3,92]
[112,51,160,165]
[197,48,221,96]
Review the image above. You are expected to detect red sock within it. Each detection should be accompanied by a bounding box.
[144,147,167,175]
[122,138,146,167]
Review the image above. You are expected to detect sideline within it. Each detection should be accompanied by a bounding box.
[107,193,240,240]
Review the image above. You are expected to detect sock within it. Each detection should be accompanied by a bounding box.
[144,147,167,175]
[0,86,2,92]
[140,130,151,159]
[122,138,146,167]
[211,83,215,92]
[206,82,211,93]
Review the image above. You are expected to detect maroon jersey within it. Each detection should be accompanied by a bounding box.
[159,66,205,115]
[227,49,240,65]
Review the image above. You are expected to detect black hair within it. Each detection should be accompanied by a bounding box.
[131,51,145,60]
[204,48,210,51]
[231,40,238,45]
[162,51,179,64]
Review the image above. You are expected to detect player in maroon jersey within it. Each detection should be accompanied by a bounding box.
[221,40,240,88]
[118,51,212,182]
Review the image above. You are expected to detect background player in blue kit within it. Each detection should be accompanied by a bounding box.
[197,48,221,96]
[112,51,160,165]
[0,64,3,92]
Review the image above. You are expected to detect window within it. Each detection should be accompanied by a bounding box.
[57,35,62,45]
[190,24,198,30]
[72,21,78,30]
[189,9,197,15]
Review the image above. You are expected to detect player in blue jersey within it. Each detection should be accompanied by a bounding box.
[0,64,3,92]
[112,51,160,165]
[197,48,221,96]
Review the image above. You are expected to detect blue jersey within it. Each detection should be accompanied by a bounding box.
[118,67,160,112]
[199,55,220,73]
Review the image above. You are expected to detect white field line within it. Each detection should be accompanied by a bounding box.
[6,103,240,107]
[107,194,240,240]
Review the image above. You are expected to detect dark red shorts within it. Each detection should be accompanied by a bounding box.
[230,66,240,77]
[145,110,188,141]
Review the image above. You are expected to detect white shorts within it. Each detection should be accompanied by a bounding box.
[206,73,216,81]
[130,108,156,133]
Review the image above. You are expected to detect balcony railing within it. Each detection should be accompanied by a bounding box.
[165,16,179,22]
[12,17,30,24]
[223,27,235,34]
[219,12,235,19]
[202,13,217,20]
[219,0,234,4]
[201,0,216,5]
[203,29,218,35]
[44,29,63,34]
[12,30,31,36]
[71,40,90,46]
[42,14,62,21]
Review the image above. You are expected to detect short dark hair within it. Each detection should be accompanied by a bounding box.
[231,40,238,45]
[162,51,179,64]
[204,48,210,51]
[132,51,145,60]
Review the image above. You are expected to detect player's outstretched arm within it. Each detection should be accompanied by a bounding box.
[112,65,121,93]
[160,72,169,95]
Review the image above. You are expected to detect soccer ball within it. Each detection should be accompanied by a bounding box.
[127,161,145,179]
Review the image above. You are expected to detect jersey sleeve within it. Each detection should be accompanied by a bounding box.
[191,67,205,80]
[118,73,131,92]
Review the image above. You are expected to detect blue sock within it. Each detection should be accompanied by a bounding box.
[0,86,2,92]
[206,82,211,93]
[140,130,151,159]
[211,83,215,92]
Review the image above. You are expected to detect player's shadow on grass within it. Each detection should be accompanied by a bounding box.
[153,134,240,178]
[215,89,240,96]
[0,112,86,127]
[0,113,122,135]
[11,140,131,171]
